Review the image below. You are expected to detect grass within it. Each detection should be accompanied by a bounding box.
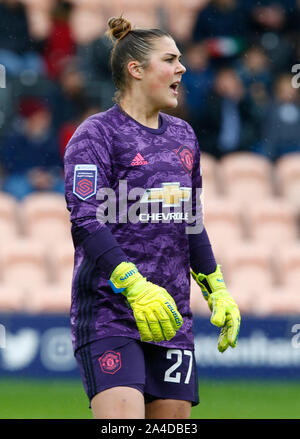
[0,378,299,419]
[192,379,300,419]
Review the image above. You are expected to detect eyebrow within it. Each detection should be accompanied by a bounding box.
[164,53,182,58]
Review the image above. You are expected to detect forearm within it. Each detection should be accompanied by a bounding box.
[188,227,217,275]
[72,223,128,278]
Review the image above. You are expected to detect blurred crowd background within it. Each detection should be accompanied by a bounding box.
[1,0,300,316]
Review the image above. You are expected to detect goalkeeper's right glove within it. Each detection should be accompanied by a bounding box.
[109,262,183,342]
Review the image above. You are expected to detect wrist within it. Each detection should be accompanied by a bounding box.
[192,265,228,298]
[109,261,143,293]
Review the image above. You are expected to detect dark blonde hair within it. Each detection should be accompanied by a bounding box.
[105,16,172,103]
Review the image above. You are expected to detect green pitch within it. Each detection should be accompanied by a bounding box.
[0,378,299,419]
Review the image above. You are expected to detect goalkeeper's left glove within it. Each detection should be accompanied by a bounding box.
[191,265,241,353]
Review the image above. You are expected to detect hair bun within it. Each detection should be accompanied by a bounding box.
[107,16,132,42]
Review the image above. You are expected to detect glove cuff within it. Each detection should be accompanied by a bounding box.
[109,261,143,293]
[193,264,227,297]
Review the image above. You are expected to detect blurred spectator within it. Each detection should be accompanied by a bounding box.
[42,1,76,80]
[234,45,272,119]
[0,0,44,77]
[286,0,300,35]
[58,103,102,159]
[249,2,288,35]
[0,97,63,200]
[76,34,113,83]
[192,0,249,41]
[49,58,99,131]
[181,42,215,121]
[258,73,300,160]
[235,45,272,93]
[191,0,248,63]
[248,2,293,73]
[199,68,261,158]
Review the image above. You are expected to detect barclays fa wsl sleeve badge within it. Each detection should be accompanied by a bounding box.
[73,164,97,200]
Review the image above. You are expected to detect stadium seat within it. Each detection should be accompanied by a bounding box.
[229,285,275,316]
[0,192,20,241]
[114,0,160,8]
[69,0,103,10]
[246,197,299,246]
[20,0,54,10]
[223,241,275,289]
[203,197,245,252]
[0,283,26,312]
[162,0,205,43]
[109,5,160,29]
[21,193,71,246]
[25,283,71,313]
[275,244,300,288]
[200,152,220,199]
[49,241,74,286]
[275,153,300,212]
[268,287,300,315]
[219,152,274,203]
[228,286,253,315]
[70,7,106,44]
[0,239,49,288]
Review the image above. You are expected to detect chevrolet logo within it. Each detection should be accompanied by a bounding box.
[141,182,191,207]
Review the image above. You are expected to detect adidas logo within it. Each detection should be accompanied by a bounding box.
[131,153,148,166]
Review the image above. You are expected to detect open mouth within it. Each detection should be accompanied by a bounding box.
[169,82,179,95]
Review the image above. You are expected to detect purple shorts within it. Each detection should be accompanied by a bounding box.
[75,336,199,407]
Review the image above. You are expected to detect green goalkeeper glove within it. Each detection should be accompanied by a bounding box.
[109,262,183,342]
[191,265,241,353]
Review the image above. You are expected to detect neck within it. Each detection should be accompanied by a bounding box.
[119,93,160,129]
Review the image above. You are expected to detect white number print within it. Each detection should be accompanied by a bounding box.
[164,349,193,384]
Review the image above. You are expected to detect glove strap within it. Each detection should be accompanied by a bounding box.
[194,264,227,297]
[109,261,143,293]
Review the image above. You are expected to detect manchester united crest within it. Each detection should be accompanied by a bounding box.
[98,350,121,374]
[174,145,194,176]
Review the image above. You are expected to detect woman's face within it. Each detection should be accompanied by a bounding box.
[140,36,186,110]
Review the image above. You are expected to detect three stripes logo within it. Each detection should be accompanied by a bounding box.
[131,153,148,166]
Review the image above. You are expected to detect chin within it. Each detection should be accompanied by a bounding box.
[160,97,178,111]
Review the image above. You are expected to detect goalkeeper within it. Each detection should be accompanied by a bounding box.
[64,16,241,420]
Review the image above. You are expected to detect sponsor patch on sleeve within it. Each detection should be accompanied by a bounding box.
[73,164,97,200]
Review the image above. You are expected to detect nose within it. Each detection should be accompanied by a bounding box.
[177,60,186,75]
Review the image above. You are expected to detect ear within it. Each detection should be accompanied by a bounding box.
[127,60,143,80]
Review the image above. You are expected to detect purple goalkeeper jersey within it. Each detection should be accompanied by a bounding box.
[64,104,203,353]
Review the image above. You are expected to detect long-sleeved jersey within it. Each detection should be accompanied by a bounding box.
[64,104,204,353]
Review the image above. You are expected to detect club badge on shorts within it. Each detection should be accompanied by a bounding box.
[98,350,121,375]
[73,164,97,200]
